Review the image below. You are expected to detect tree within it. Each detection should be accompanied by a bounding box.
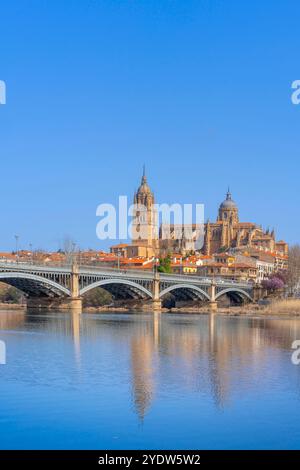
[0,283,24,304]
[82,287,112,307]
[273,269,288,284]
[287,244,300,295]
[262,277,285,292]
[60,236,77,264]
[158,254,172,273]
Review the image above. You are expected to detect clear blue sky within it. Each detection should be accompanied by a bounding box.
[0,0,299,252]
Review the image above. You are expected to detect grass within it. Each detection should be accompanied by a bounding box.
[262,299,300,315]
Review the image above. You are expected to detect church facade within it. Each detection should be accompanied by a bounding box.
[123,171,288,258]
[201,189,288,256]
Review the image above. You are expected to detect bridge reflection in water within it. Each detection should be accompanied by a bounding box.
[1,310,300,423]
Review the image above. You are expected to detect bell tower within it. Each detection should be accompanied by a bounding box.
[130,167,158,258]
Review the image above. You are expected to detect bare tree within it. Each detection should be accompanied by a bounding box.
[61,236,77,265]
[287,244,300,295]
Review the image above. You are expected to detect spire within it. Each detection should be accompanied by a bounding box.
[226,187,232,200]
[141,164,146,184]
[135,165,153,200]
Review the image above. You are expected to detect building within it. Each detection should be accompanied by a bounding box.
[197,261,257,282]
[172,263,198,274]
[110,243,130,258]
[126,167,159,259]
[111,171,288,265]
[160,188,288,258]
[256,259,274,283]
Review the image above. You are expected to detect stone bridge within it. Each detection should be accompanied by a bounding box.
[0,262,259,312]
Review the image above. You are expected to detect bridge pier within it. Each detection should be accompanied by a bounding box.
[253,285,267,302]
[208,301,218,312]
[208,280,218,312]
[151,299,162,311]
[26,262,83,313]
[152,270,162,312]
[0,261,255,314]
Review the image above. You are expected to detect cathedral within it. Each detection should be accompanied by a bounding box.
[201,189,288,256]
[124,171,288,258]
[126,168,159,259]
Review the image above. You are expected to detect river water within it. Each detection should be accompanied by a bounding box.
[0,310,300,449]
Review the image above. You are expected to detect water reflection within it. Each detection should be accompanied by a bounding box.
[1,310,300,422]
[71,312,81,367]
[131,318,157,420]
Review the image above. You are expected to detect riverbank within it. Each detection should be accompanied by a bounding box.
[1,299,300,317]
[82,299,300,316]
[0,302,26,310]
[258,299,300,316]
[170,299,300,316]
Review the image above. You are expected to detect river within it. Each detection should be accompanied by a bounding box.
[0,310,300,449]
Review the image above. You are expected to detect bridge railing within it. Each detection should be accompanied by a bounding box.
[0,260,156,277]
[0,260,254,287]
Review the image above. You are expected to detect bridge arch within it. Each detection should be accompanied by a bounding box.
[80,279,153,300]
[159,284,210,301]
[0,272,71,297]
[215,287,253,303]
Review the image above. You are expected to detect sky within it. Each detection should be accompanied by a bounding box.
[0,0,300,252]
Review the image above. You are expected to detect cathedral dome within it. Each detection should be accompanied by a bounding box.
[136,166,152,196]
[219,189,237,210]
[134,166,155,206]
[137,174,151,194]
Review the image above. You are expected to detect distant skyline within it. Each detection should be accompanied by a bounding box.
[0,1,300,252]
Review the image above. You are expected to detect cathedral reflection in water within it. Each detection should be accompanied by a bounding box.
[1,310,299,422]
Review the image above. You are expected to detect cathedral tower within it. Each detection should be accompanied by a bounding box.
[204,219,211,255]
[128,167,159,258]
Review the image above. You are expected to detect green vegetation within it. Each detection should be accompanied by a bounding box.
[82,287,112,307]
[158,254,172,273]
[0,282,24,304]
